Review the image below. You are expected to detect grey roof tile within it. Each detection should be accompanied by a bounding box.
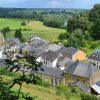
[64,60,99,78]
[41,50,59,62]
[36,67,64,79]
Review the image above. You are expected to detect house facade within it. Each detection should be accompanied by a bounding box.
[88,51,100,69]
[35,67,64,86]
[62,47,87,61]
[37,50,59,68]
[35,60,100,86]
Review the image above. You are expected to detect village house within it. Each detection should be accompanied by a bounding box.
[88,51,100,69]
[37,50,59,68]
[35,60,100,87]
[61,47,87,61]
[64,60,100,86]
[35,67,64,86]
[5,38,22,52]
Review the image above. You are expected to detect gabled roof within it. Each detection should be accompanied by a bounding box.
[41,50,59,62]
[64,60,99,78]
[89,52,100,61]
[35,67,64,79]
[62,47,79,58]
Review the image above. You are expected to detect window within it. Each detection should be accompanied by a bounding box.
[51,78,53,85]
[55,79,58,85]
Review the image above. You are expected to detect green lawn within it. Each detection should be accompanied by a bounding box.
[0,18,66,41]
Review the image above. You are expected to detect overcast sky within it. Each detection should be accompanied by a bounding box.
[0,0,100,9]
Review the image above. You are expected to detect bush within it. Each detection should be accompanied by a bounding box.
[80,94,99,100]
[21,21,26,26]
[71,86,80,94]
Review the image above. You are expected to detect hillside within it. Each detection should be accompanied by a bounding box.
[1,75,81,100]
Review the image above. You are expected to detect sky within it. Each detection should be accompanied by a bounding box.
[0,0,100,9]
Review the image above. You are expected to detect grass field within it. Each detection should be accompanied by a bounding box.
[1,75,81,100]
[0,18,66,41]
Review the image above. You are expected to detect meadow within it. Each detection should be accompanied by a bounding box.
[0,18,66,41]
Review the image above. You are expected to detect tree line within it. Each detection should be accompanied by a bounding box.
[58,4,100,48]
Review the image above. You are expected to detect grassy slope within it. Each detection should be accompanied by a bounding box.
[0,18,66,41]
[1,75,81,100]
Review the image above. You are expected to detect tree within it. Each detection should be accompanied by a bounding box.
[89,4,100,22]
[21,21,26,26]
[67,14,91,32]
[14,29,23,41]
[89,4,100,40]
[5,53,42,100]
[91,19,100,40]
[1,27,10,38]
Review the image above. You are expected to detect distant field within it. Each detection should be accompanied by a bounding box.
[0,18,66,41]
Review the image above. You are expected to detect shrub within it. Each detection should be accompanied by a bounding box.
[21,21,26,26]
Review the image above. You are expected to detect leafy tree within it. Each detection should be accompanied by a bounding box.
[14,29,23,41]
[5,53,42,100]
[91,19,100,40]
[89,4,100,22]
[21,21,26,26]
[0,77,17,100]
[89,4,100,40]
[67,14,91,32]
[1,27,10,38]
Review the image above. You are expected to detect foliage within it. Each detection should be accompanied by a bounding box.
[0,77,17,100]
[14,28,23,42]
[80,93,99,100]
[21,21,26,26]
[43,16,65,29]
[67,14,91,32]
[1,27,10,38]
[5,53,42,100]
[89,4,100,40]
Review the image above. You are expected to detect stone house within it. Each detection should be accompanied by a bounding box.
[88,51,100,69]
[34,67,64,86]
[64,60,100,86]
[62,47,87,61]
[35,60,100,86]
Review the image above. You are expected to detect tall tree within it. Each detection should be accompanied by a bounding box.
[89,4,100,40]
[14,29,23,41]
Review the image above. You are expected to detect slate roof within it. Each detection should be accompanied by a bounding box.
[62,47,79,59]
[6,38,21,46]
[64,60,99,78]
[75,81,89,93]
[89,52,100,61]
[48,44,63,52]
[35,67,64,79]
[41,50,59,62]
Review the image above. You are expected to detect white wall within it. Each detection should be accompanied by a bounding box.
[38,57,58,68]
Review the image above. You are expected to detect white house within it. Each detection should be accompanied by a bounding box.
[37,50,59,68]
[88,51,100,69]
